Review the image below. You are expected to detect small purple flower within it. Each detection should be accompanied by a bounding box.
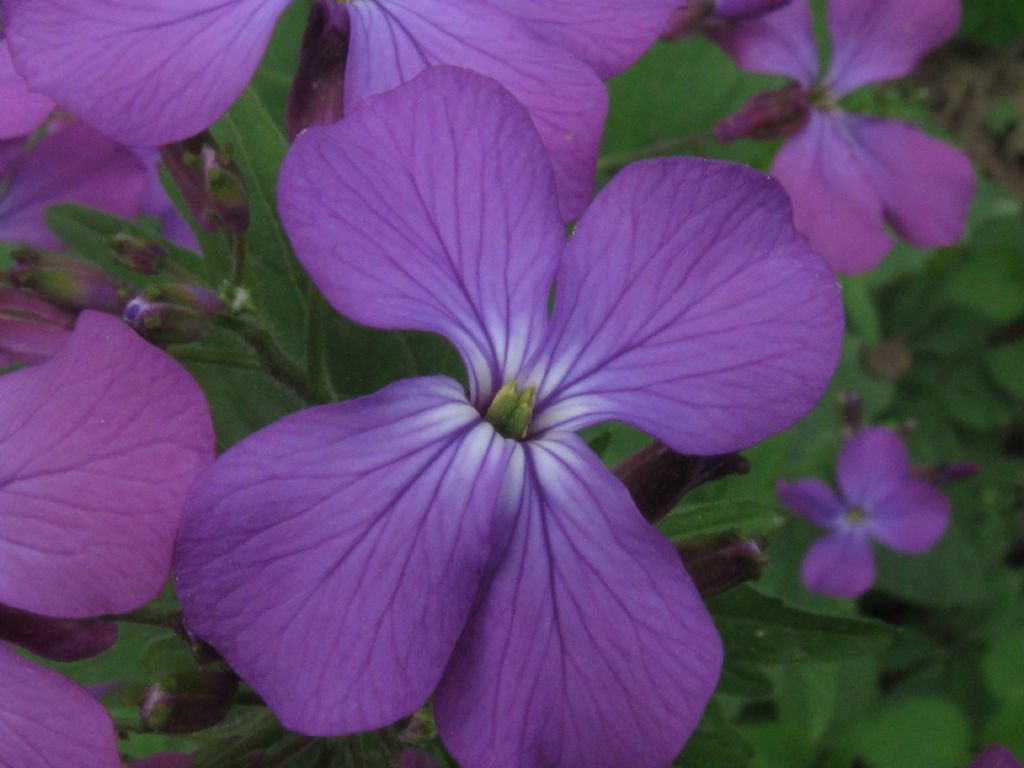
[3,0,677,220]
[175,68,843,767]
[970,745,1023,768]
[778,427,951,599]
[713,0,975,273]
[0,311,214,767]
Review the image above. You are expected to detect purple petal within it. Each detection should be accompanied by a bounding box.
[776,478,846,529]
[710,0,817,84]
[770,110,894,273]
[484,0,677,78]
[970,746,1024,768]
[827,0,961,96]
[801,529,875,598]
[345,0,607,220]
[2,0,291,145]
[0,122,146,248]
[0,40,52,141]
[841,114,974,249]
[175,376,512,735]
[868,478,951,554]
[0,285,73,367]
[134,148,199,251]
[0,604,117,661]
[530,158,843,455]
[836,427,911,509]
[715,0,795,22]
[0,311,214,618]
[0,644,119,767]
[280,67,564,404]
[435,434,722,768]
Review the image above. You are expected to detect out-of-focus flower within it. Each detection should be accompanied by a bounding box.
[714,0,975,273]
[662,0,792,38]
[778,427,951,598]
[0,311,214,767]
[175,68,842,767]
[969,745,1023,768]
[3,0,679,219]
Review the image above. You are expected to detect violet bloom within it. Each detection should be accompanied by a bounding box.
[3,0,676,220]
[970,745,1023,768]
[777,427,951,599]
[714,0,975,273]
[0,311,214,766]
[175,68,842,767]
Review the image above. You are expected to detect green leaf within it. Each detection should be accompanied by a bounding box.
[855,697,971,768]
[709,586,893,664]
[718,662,774,699]
[981,629,1024,701]
[676,700,754,767]
[987,343,1024,400]
[658,499,785,542]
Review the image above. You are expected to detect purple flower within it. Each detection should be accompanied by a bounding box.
[970,745,1023,768]
[777,427,951,599]
[3,0,677,220]
[174,68,843,767]
[0,311,214,767]
[713,0,975,273]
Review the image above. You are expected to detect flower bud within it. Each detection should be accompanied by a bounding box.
[123,283,223,344]
[715,83,810,143]
[159,133,250,233]
[287,0,351,140]
[0,604,117,662]
[109,232,168,275]
[838,390,864,435]
[863,337,913,381]
[140,669,238,734]
[661,1,715,40]
[915,460,981,486]
[0,284,74,366]
[9,249,126,313]
[614,441,750,524]
[678,534,768,597]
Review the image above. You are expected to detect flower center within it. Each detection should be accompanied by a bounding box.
[845,506,868,525]
[484,381,537,440]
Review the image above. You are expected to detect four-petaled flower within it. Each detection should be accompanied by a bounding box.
[714,0,975,273]
[0,312,213,767]
[175,67,843,768]
[777,427,951,599]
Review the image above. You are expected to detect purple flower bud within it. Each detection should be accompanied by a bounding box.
[838,390,864,435]
[109,232,168,275]
[969,745,1023,768]
[715,82,810,143]
[140,669,237,734]
[123,283,223,345]
[915,460,981,486]
[287,0,350,141]
[661,1,715,39]
[9,249,126,313]
[159,134,249,233]
[677,535,768,597]
[0,284,73,366]
[0,604,117,662]
[614,440,750,524]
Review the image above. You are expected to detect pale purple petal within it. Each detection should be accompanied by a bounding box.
[345,0,607,220]
[280,68,564,403]
[175,377,512,736]
[0,40,52,141]
[970,746,1023,768]
[710,0,817,84]
[484,0,677,78]
[0,644,119,767]
[0,122,146,248]
[530,158,843,455]
[436,434,722,768]
[836,427,911,509]
[715,0,794,21]
[2,0,291,145]
[776,478,846,529]
[840,114,974,249]
[770,110,894,273]
[0,286,73,367]
[801,529,875,598]
[0,311,214,618]
[827,0,961,96]
[0,604,117,661]
[868,478,951,554]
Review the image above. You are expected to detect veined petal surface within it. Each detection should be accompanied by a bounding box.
[0,41,52,141]
[345,1,606,220]
[175,377,512,735]
[280,68,564,403]
[531,157,842,455]
[2,0,291,144]
[0,312,214,618]
[436,434,721,768]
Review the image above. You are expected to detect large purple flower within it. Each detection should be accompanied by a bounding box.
[3,0,676,220]
[174,68,843,766]
[777,427,951,599]
[714,0,975,273]
[0,311,214,766]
